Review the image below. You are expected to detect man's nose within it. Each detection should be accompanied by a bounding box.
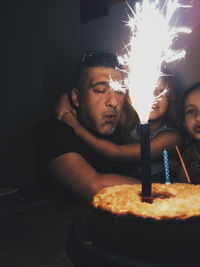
[105,90,119,108]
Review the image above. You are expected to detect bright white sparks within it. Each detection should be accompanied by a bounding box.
[120,0,192,123]
[108,74,128,93]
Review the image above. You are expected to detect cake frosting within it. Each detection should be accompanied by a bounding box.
[93,183,200,220]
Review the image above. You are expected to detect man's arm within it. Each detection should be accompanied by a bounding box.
[48,152,139,203]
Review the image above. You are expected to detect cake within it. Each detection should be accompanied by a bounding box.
[91,183,200,261]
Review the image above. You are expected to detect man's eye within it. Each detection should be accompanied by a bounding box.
[94,88,106,93]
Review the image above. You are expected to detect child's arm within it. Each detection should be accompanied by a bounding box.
[63,112,182,162]
[54,93,76,120]
[149,131,182,160]
[61,111,130,160]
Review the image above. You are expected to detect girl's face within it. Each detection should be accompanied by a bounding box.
[184,88,200,140]
[149,79,169,122]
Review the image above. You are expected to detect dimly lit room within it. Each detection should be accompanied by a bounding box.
[1,0,200,266]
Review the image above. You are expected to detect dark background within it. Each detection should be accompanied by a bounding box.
[1,0,200,193]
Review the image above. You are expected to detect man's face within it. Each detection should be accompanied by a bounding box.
[75,66,126,135]
[184,88,200,140]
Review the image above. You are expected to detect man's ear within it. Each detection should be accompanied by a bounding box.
[71,88,80,107]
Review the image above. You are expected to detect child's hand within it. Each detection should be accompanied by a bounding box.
[62,111,80,130]
[55,93,76,121]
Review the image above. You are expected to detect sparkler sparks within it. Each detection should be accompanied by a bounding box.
[108,75,128,93]
[120,0,192,123]
[117,0,192,199]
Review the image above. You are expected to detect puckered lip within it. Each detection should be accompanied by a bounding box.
[104,112,118,123]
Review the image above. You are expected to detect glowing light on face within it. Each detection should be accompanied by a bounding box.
[152,85,168,110]
[119,0,192,123]
[108,74,128,94]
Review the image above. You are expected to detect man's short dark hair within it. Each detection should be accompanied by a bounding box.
[73,50,124,89]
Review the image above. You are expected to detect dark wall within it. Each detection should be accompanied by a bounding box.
[1,0,129,191]
[1,0,200,192]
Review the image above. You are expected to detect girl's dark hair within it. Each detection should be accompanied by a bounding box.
[184,81,200,104]
[161,70,183,127]
[117,95,139,143]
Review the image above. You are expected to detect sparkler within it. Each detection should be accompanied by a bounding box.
[119,0,192,199]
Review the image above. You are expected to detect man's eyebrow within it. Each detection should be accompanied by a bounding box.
[90,81,109,87]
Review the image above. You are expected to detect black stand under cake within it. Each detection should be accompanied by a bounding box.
[67,213,200,267]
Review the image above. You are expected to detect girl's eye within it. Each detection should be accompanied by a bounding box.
[158,88,164,93]
[185,109,196,116]
[154,87,165,96]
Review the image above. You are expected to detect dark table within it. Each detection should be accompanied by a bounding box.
[0,191,90,267]
[1,190,199,267]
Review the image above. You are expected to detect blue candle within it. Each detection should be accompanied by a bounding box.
[163,149,171,184]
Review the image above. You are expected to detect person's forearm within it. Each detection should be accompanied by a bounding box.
[74,124,183,163]
[75,124,142,161]
[55,93,76,121]
[74,123,123,159]
[48,153,140,204]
